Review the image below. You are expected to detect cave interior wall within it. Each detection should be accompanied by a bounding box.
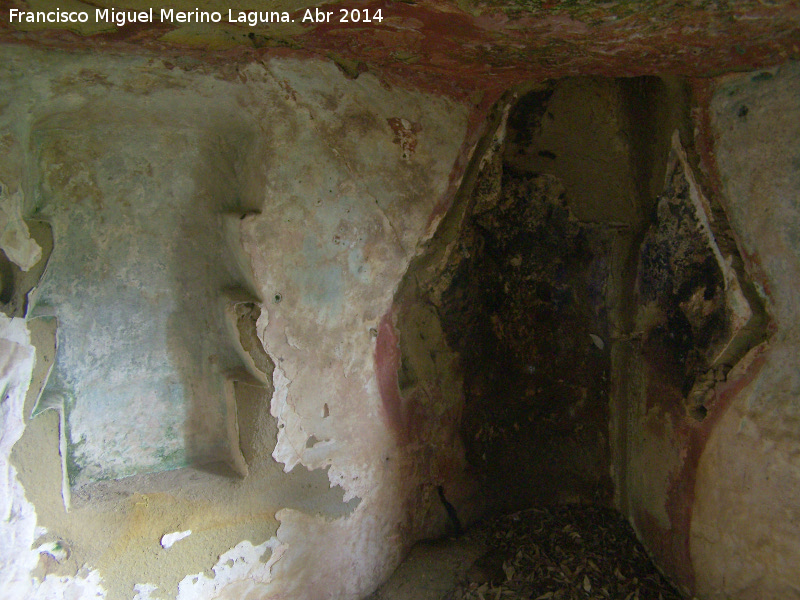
[0,27,798,600]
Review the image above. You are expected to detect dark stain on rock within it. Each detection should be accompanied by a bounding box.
[438,168,613,513]
[0,220,54,318]
[506,88,553,148]
[636,158,730,420]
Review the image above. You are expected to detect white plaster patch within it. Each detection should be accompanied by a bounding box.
[132,583,158,600]
[0,315,108,600]
[270,364,307,473]
[35,541,69,563]
[160,530,192,549]
[31,569,106,599]
[175,538,279,600]
[0,184,42,272]
[0,316,39,600]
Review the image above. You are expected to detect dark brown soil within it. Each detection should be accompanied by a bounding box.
[449,504,684,600]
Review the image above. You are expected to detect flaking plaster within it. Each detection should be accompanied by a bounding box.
[0,46,472,600]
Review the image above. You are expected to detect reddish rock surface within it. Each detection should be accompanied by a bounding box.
[2,1,799,98]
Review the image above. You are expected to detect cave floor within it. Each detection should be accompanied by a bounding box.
[368,504,685,600]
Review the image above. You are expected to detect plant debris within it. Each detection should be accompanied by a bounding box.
[446,504,684,600]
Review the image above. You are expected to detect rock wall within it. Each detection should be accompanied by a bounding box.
[610,64,799,599]
[387,68,799,600]
[0,46,474,600]
[1,40,799,600]
[689,62,800,600]
[391,76,690,523]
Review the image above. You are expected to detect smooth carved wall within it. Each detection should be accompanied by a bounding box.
[31,102,262,487]
[0,46,471,600]
[690,62,800,600]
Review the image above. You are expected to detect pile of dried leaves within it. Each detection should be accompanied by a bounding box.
[447,505,684,600]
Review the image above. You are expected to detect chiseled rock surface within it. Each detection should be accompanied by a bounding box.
[1,0,798,95]
[690,62,800,600]
[0,46,472,600]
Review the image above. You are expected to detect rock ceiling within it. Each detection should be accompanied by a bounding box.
[2,1,799,98]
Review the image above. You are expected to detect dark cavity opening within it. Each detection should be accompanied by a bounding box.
[381,76,767,600]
